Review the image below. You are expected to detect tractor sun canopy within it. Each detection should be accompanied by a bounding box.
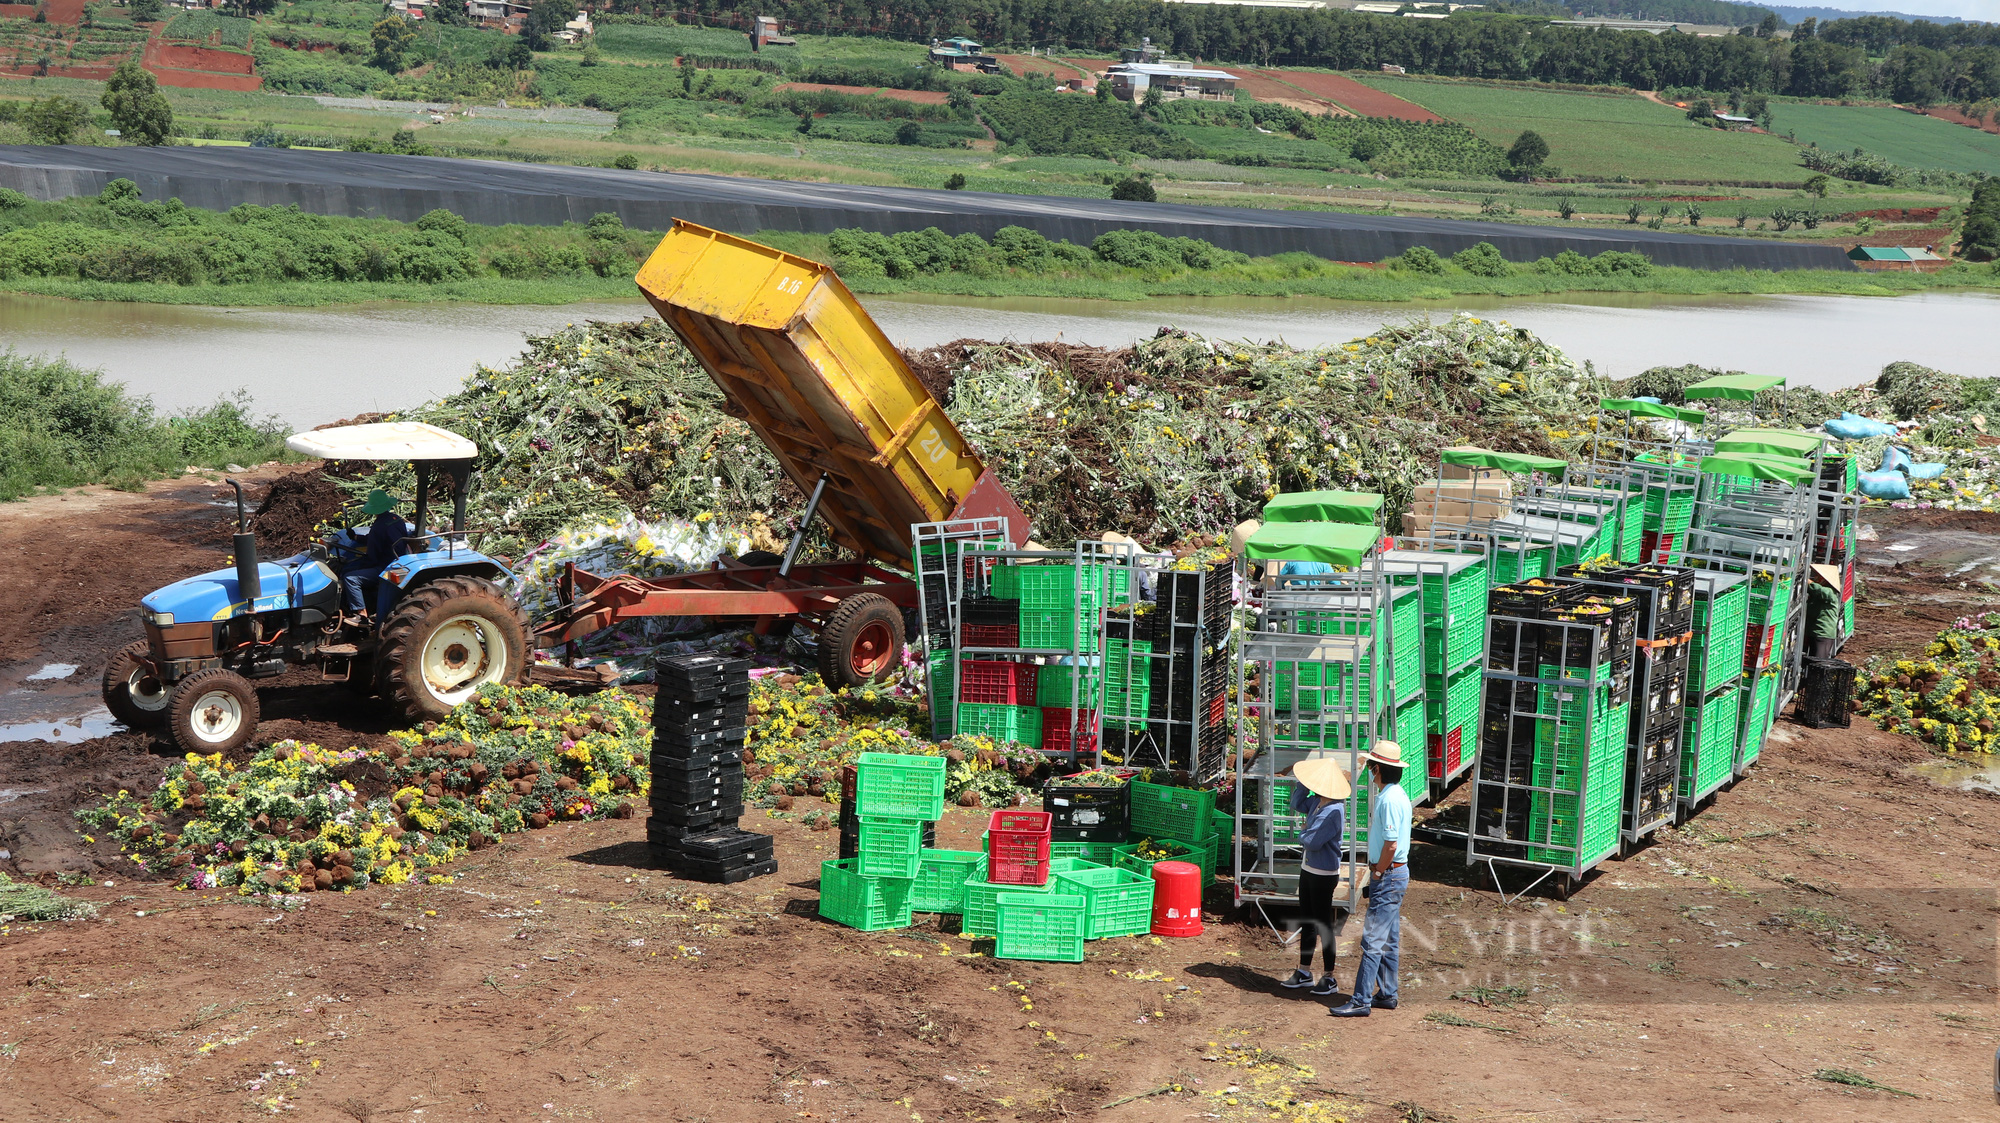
[1684,373,1785,401]
[285,422,478,461]
[1262,490,1384,526]
[1243,520,1380,567]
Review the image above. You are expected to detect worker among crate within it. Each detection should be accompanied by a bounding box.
[1331,741,1413,1018]
[1278,756,1350,998]
[1806,564,1843,659]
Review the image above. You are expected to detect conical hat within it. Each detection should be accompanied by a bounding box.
[1293,756,1352,800]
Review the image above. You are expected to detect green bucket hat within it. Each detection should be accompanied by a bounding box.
[362,489,397,516]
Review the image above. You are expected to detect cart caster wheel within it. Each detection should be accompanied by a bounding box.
[1549,873,1579,901]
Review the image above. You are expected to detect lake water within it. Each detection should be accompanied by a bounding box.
[3,289,1997,427]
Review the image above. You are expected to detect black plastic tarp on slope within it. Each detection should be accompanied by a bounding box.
[0,145,1858,272]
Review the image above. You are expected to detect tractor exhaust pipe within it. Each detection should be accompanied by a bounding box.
[228,479,261,607]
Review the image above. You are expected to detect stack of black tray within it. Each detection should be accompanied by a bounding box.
[647,653,774,883]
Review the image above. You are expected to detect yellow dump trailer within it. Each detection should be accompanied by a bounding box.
[539,222,1028,686]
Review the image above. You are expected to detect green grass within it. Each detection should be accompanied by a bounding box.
[1769,102,2000,178]
[1355,75,1813,184]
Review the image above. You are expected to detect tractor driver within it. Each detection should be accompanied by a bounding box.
[342,489,412,622]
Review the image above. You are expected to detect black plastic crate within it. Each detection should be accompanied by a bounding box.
[1157,561,1232,626]
[653,702,750,733]
[1796,658,1857,729]
[651,754,744,779]
[1486,618,1542,673]
[1489,582,1571,617]
[1104,615,1148,644]
[646,817,738,848]
[670,855,779,883]
[1153,718,1230,760]
[1044,777,1129,841]
[650,798,745,827]
[1653,605,1694,638]
[921,572,951,630]
[675,828,775,863]
[655,679,752,705]
[1484,679,1539,718]
[653,776,747,806]
[1609,665,1634,708]
[648,743,744,767]
[1645,666,1687,718]
[654,653,752,683]
[1472,782,1533,861]
[1539,617,1607,667]
[652,723,748,750]
[963,595,1021,628]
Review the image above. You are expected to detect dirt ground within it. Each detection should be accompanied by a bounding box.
[2,478,1998,1122]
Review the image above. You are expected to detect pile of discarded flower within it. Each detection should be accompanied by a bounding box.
[1855,611,2000,754]
[78,685,654,895]
[743,672,1042,811]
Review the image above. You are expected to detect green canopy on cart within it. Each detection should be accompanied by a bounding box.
[1700,453,1815,484]
[1712,428,1825,458]
[1244,521,1380,567]
[1600,398,1708,425]
[1439,447,1568,478]
[1684,373,1785,401]
[1262,490,1384,526]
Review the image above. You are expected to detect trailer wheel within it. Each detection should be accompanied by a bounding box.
[376,576,531,722]
[818,592,904,689]
[103,639,170,729]
[167,668,260,754]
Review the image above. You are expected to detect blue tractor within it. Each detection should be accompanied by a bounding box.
[101,423,533,752]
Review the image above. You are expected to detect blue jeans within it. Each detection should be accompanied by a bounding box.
[342,568,396,617]
[1350,865,1408,1007]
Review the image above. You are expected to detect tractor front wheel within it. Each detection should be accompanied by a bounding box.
[817,592,904,690]
[103,639,170,729]
[167,669,260,753]
[376,576,531,722]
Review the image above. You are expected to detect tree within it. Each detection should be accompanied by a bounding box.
[1686,97,1716,123]
[611,152,638,169]
[522,0,578,51]
[1110,175,1156,202]
[22,96,90,144]
[1803,173,1830,197]
[1756,13,1778,38]
[101,59,172,146]
[128,0,161,17]
[506,39,534,69]
[1142,85,1163,113]
[1794,16,1816,40]
[944,173,967,190]
[946,87,973,114]
[895,120,922,145]
[371,15,414,73]
[1506,129,1548,169]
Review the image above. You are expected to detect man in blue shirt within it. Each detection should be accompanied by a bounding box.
[1279,755,1350,997]
[341,489,411,622]
[1331,739,1412,1018]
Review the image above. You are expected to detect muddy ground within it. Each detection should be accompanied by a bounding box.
[1,477,1997,1122]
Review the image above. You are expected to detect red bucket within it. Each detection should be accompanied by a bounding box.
[1149,860,1203,937]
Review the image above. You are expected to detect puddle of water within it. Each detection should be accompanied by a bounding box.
[0,787,50,805]
[0,706,122,745]
[1908,757,2000,795]
[24,663,79,682]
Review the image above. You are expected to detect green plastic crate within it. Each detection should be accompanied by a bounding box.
[1491,546,1553,587]
[1104,639,1153,725]
[1009,563,1131,611]
[994,891,1087,962]
[1128,780,1216,839]
[1114,834,1215,883]
[1691,585,1749,693]
[1050,840,1118,865]
[1052,863,1156,939]
[856,815,925,879]
[1738,671,1779,768]
[1391,586,1423,701]
[1677,686,1740,801]
[990,562,1021,600]
[910,848,985,913]
[1395,694,1426,769]
[1020,608,1098,653]
[818,859,913,931]
[1748,579,1792,628]
[962,856,1095,936]
[1842,596,1854,636]
[956,702,1043,747]
[1036,663,1101,708]
[854,752,946,820]
[1425,665,1482,740]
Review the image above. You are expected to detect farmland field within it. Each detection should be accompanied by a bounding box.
[1354,74,1812,183]
[1768,101,2000,177]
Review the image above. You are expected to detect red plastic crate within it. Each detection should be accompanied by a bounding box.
[1426,726,1463,780]
[1040,708,1099,757]
[962,623,1020,648]
[1641,531,1677,563]
[1206,691,1226,726]
[986,810,1052,885]
[1841,564,1854,600]
[959,660,1039,704]
[1744,624,1775,668]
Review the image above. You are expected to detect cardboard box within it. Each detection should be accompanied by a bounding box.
[1410,498,1472,519]
[1414,480,1513,501]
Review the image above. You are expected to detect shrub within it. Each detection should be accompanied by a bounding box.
[1110,175,1156,202]
[1388,245,1446,275]
[1452,241,1511,277]
[944,173,967,190]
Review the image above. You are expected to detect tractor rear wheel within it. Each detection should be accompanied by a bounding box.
[817,592,904,690]
[167,668,260,754]
[376,576,531,722]
[103,639,170,729]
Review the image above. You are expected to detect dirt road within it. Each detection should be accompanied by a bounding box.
[1,479,1997,1122]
